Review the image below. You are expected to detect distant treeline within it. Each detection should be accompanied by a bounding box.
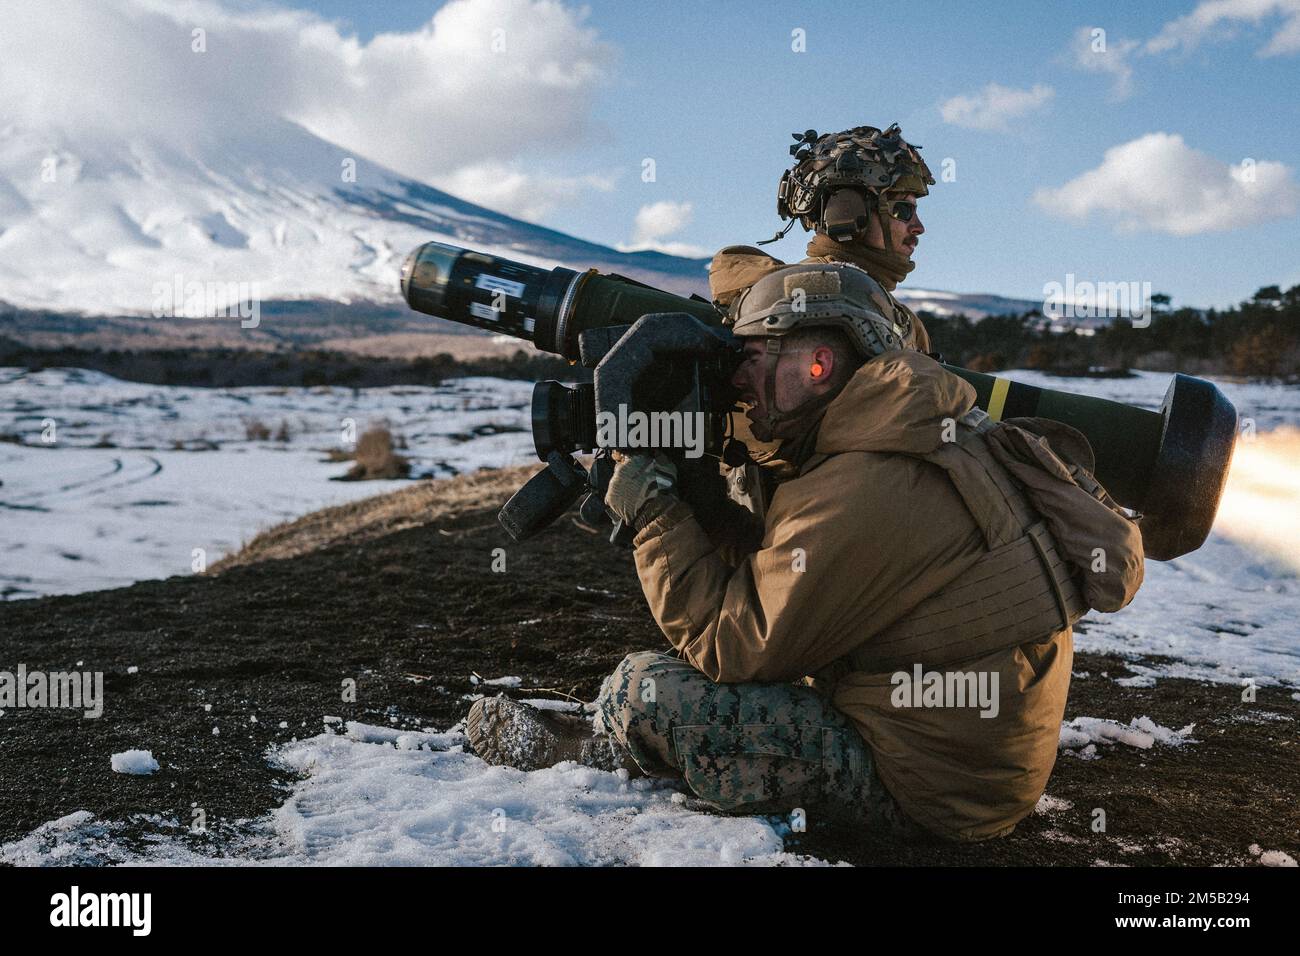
[3,283,1297,387]
[0,338,585,388]
[923,284,1300,380]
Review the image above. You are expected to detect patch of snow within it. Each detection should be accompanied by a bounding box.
[1229,710,1294,724]
[110,750,159,775]
[471,675,522,687]
[1035,793,1074,815]
[1060,716,1197,755]
[1113,675,1155,688]
[518,698,583,712]
[1248,844,1297,867]
[0,811,133,867]
[343,720,464,751]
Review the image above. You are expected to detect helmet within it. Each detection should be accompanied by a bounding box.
[765,124,935,246]
[727,261,908,360]
[725,262,906,441]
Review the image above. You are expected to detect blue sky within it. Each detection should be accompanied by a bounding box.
[284,0,1298,307]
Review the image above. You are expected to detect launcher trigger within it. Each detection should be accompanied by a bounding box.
[588,450,616,495]
[579,492,608,527]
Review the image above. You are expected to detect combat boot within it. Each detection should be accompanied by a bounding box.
[466,696,639,774]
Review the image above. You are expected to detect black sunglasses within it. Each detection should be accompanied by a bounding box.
[886,200,917,223]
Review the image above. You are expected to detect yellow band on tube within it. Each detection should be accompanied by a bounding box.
[987,377,1010,422]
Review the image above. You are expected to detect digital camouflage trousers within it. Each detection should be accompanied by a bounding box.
[594,651,914,833]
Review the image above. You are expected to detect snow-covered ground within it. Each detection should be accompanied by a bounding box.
[0,367,535,598]
[0,718,829,867]
[1,366,1297,867]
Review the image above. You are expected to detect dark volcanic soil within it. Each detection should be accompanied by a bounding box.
[1,500,1296,866]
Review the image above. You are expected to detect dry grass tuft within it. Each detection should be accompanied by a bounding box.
[339,427,409,481]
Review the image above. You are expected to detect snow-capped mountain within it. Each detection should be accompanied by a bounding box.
[0,118,712,315]
[894,288,1043,320]
[0,117,1048,323]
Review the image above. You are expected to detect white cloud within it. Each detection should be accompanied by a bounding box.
[436,164,617,224]
[1068,4,1300,102]
[938,83,1054,131]
[0,0,618,220]
[1068,26,1141,100]
[1033,132,1300,236]
[631,201,694,245]
[616,200,708,257]
[1146,0,1300,57]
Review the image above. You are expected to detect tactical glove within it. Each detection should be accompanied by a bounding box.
[605,452,678,530]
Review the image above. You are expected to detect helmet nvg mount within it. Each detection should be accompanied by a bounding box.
[764,124,935,248]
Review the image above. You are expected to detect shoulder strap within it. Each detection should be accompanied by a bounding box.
[918,410,1027,551]
[838,411,1086,673]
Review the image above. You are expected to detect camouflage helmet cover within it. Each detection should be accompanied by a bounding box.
[776,124,935,231]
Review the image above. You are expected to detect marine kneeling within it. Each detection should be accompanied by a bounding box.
[469,261,1143,842]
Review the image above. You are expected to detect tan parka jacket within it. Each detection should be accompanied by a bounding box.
[630,350,1074,841]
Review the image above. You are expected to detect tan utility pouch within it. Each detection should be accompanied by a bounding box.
[842,408,1142,673]
[987,415,1144,613]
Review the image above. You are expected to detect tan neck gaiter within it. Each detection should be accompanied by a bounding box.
[806,233,915,291]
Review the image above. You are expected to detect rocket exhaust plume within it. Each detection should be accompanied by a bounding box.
[1213,427,1300,574]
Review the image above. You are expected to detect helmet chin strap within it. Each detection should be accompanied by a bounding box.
[748,338,784,441]
[748,339,842,443]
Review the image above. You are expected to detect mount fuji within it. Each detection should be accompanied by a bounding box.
[0,117,1038,323]
[0,117,713,316]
